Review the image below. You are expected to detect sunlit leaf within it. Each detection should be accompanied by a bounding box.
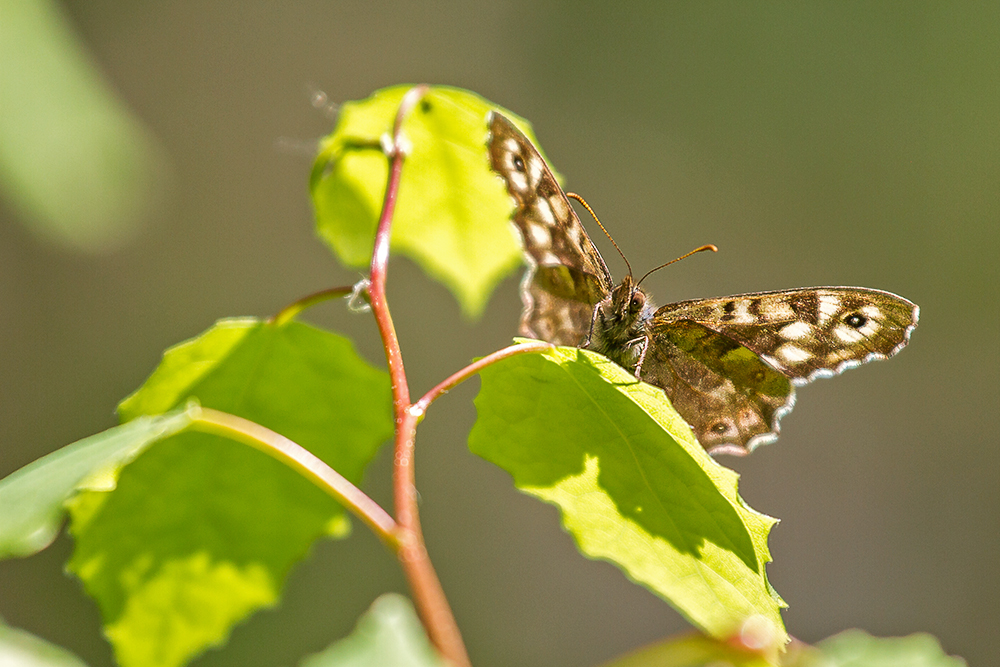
[470,344,786,646]
[67,318,393,667]
[311,85,550,317]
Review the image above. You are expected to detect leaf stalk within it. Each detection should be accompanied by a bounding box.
[189,406,400,547]
[270,285,355,325]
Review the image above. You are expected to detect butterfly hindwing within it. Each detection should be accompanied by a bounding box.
[641,318,796,454]
[488,112,613,345]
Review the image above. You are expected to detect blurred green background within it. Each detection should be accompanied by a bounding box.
[1,2,996,666]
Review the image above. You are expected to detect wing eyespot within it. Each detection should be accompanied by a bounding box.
[844,312,867,329]
[512,155,526,173]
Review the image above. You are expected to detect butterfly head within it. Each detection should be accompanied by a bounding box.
[609,275,648,320]
[589,275,653,369]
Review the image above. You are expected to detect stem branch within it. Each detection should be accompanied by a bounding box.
[412,341,552,416]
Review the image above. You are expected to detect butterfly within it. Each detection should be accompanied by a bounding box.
[487,112,919,455]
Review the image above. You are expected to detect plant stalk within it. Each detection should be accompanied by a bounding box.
[367,84,471,667]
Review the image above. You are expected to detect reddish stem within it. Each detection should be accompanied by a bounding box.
[366,85,471,667]
[412,341,552,416]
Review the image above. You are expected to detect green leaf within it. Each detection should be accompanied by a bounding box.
[299,594,446,667]
[596,629,967,667]
[596,632,780,667]
[311,85,546,317]
[816,630,966,667]
[0,409,192,559]
[67,318,393,667]
[0,621,91,667]
[470,345,787,646]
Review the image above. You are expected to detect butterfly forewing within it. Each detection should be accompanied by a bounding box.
[487,111,919,455]
[488,112,613,345]
[654,288,919,384]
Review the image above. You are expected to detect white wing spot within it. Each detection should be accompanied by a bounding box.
[540,250,560,265]
[834,325,864,344]
[861,305,882,319]
[503,138,519,153]
[534,197,556,226]
[527,155,544,187]
[555,304,578,337]
[817,294,841,324]
[779,321,812,339]
[777,344,811,363]
[566,222,583,246]
[509,171,528,193]
[730,300,755,324]
[526,222,551,249]
[550,195,570,221]
[857,319,880,337]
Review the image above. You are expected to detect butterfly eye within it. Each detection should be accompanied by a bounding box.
[844,312,868,329]
[630,293,645,311]
[512,155,526,173]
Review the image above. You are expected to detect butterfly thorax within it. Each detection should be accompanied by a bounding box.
[588,276,655,373]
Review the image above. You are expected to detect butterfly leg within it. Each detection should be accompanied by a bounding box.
[581,304,603,349]
[630,335,651,378]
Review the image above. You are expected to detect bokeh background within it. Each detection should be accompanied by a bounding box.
[1,2,997,666]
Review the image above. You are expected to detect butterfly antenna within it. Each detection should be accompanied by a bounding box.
[566,192,633,279]
[636,245,718,287]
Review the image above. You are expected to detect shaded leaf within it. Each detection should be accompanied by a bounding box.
[817,630,966,667]
[0,622,91,667]
[470,344,786,645]
[311,85,546,317]
[0,409,192,559]
[67,318,393,667]
[299,594,446,667]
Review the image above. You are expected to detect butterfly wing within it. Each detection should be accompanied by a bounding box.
[646,287,919,454]
[488,112,614,345]
[641,319,797,455]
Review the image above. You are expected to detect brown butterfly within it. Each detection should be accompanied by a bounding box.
[487,112,918,455]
